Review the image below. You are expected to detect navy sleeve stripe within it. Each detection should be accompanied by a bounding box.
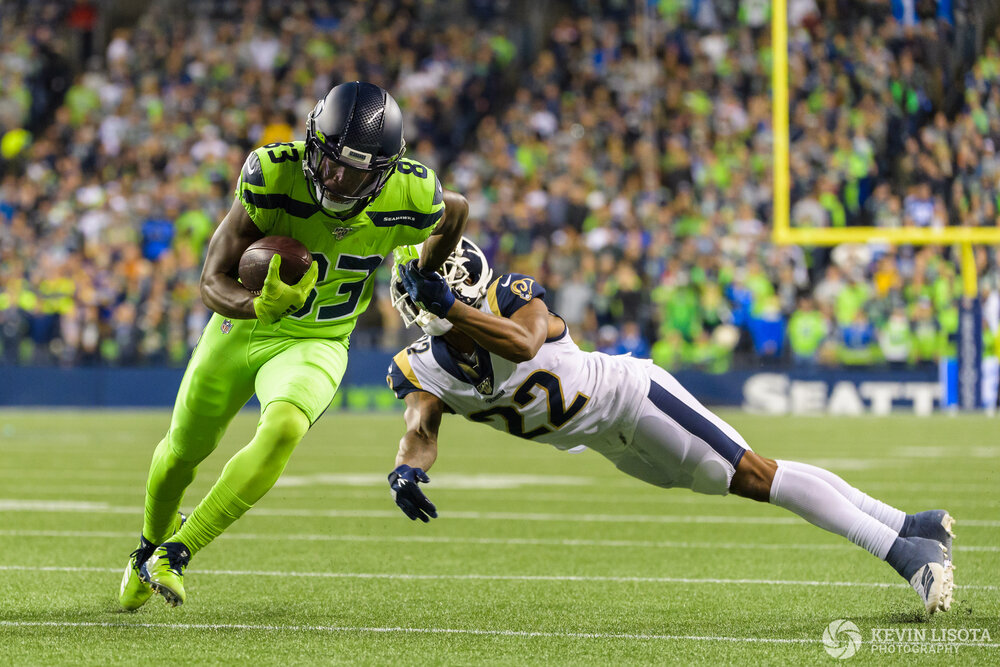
[242,153,265,187]
[432,174,443,205]
[369,209,443,230]
[241,191,319,219]
[646,381,747,468]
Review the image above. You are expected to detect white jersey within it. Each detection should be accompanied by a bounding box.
[387,273,652,451]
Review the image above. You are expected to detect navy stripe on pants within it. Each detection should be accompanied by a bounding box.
[646,380,747,468]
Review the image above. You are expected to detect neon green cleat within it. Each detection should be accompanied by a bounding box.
[143,541,191,607]
[119,537,158,611]
[118,512,186,611]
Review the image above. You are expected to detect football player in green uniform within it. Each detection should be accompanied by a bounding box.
[118,81,467,609]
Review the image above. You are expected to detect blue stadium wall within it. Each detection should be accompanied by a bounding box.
[0,352,942,415]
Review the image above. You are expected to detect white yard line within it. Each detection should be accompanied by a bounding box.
[3,483,992,508]
[2,499,998,527]
[0,620,829,644]
[858,481,1000,494]
[275,473,597,489]
[0,485,143,496]
[0,565,995,591]
[0,485,729,505]
[0,529,851,550]
[0,469,141,481]
[3,620,998,648]
[2,528,998,552]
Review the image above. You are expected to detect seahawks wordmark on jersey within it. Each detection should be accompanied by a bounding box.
[236,141,444,339]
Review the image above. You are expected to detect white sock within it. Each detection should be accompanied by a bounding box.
[769,465,899,560]
[776,459,906,533]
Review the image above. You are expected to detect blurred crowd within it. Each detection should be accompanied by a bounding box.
[0,0,511,365]
[2,0,1000,372]
[434,0,1000,373]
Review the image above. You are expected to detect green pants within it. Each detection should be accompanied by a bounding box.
[142,313,348,553]
[171,313,349,445]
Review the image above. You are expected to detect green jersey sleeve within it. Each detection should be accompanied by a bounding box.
[235,149,276,234]
[235,142,308,235]
[368,159,446,247]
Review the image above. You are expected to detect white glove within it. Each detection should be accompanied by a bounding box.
[419,313,453,336]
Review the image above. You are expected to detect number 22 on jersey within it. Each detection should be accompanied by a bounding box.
[469,370,591,439]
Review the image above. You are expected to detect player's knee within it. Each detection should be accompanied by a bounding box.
[165,426,219,465]
[729,452,777,502]
[258,401,310,451]
[690,458,730,496]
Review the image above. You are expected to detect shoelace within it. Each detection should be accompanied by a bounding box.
[160,546,191,575]
[128,545,155,572]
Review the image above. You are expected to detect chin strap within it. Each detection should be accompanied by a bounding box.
[319,192,357,214]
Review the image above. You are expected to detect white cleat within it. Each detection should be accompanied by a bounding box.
[888,536,955,615]
[939,561,955,612]
[908,556,955,614]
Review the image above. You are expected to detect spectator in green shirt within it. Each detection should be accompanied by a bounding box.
[787,295,830,366]
[652,329,686,371]
[878,308,913,369]
[909,299,940,367]
[835,280,871,326]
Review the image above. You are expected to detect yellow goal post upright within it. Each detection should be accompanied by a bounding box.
[770,0,1000,410]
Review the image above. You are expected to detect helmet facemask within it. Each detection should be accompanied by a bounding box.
[390,238,493,335]
[303,99,405,219]
[390,244,430,329]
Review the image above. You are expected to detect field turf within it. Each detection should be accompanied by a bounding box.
[0,409,997,664]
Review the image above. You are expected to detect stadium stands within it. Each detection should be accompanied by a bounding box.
[0,0,512,365]
[1,0,998,372]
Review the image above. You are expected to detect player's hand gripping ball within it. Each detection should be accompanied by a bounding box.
[400,260,455,318]
[250,254,318,326]
[238,236,312,292]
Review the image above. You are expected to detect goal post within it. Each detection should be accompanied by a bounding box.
[771,0,790,245]
[770,0,999,410]
[770,0,1000,248]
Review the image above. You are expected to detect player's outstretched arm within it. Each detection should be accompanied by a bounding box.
[395,390,444,471]
[399,262,549,362]
[418,189,468,272]
[447,297,549,363]
[388,391,445,522]
[199,197,265,319]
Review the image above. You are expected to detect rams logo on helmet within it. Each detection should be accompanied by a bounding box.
[511,278,535,301]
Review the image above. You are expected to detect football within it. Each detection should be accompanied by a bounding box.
[238,236,312,293]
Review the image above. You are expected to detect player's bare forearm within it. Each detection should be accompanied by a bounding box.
[199,197,265,318]
[446,298,548,363]
[201,273,257,319]
[396,430,438,471]
[419,189,467,272]
[396,392,443,470]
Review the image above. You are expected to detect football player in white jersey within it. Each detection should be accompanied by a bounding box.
[386,238,956,615]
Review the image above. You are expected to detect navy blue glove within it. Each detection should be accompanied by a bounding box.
[400,260,455,318]
[388,464,438,522]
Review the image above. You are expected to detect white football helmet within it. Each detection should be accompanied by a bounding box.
[390,237,493,333]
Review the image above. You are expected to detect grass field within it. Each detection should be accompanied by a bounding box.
[0,409,997,665]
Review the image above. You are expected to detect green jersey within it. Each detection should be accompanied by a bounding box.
[788,310,828,357]
[235,141,444,339]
